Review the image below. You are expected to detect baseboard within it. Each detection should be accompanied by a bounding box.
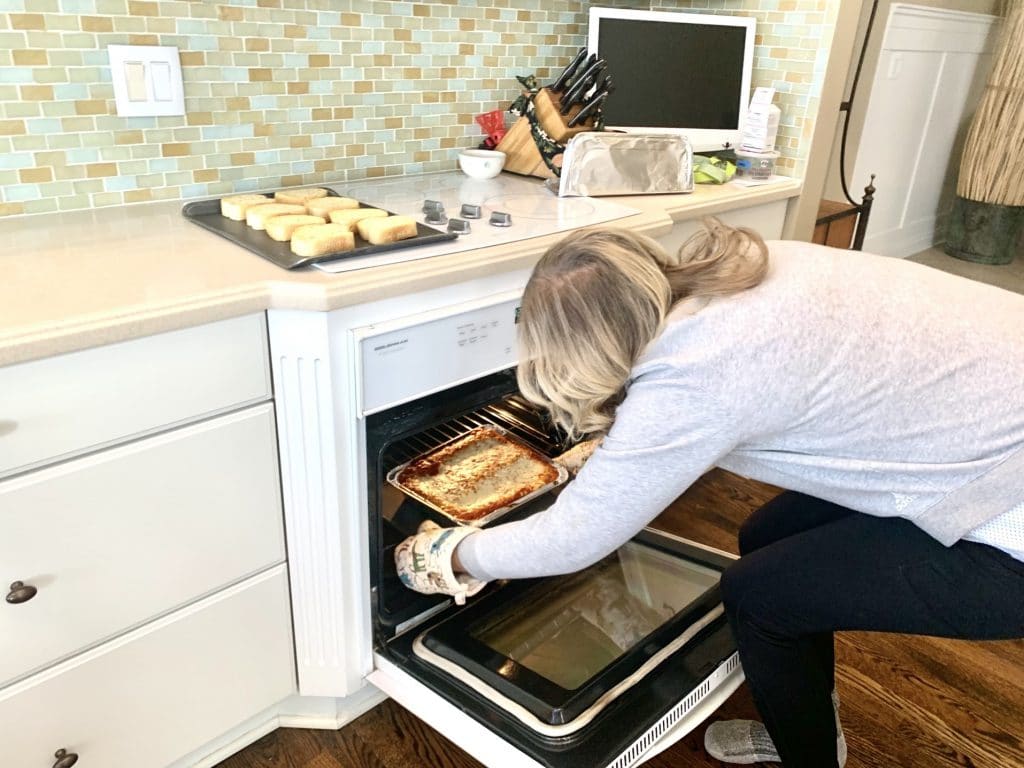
[864,223,937,258]
[169,687,388,768]
[277,686,387,729]
[172,707,282,768]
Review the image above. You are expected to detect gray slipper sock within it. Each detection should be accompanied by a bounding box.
[704,691,847,766]
[704,719,781,764]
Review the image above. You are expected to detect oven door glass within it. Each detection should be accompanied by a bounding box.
[412,530,730,736]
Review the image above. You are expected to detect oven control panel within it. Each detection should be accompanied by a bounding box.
[355,296,520,414]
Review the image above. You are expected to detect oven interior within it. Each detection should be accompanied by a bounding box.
[366,368,567,642]
[364,369,737,767]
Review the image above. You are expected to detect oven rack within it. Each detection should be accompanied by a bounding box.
[382,394,566,470]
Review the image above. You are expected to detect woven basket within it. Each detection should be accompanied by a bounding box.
[956,4,1024,207]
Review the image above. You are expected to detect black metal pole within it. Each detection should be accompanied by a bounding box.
[838,0,881,209]
[852,175,877,251]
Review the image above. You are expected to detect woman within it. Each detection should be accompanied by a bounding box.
[395,219,1024,767]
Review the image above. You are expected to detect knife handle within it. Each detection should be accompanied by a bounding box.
[561,53,596,94]
[560,76,595,115]
[559,92,581,115]
[567,92,608,128]
[551,46,588,92]
[559,59,605,112]
[595,74,615,95]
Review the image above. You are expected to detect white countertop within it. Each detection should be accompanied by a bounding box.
[0,175,800,367]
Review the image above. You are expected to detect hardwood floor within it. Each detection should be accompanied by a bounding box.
[216,469,1024,768]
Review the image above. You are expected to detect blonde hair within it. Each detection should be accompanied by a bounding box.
[517,217,768,440]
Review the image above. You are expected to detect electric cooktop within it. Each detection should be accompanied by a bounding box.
[312,171,641,274]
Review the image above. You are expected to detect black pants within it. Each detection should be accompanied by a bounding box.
[719,492,1024,768]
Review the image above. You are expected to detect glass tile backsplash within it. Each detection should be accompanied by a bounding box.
[0,0,838,217]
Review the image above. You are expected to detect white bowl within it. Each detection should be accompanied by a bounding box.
[458,149,506,179]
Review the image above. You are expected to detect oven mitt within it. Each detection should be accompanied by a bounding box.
[395,520,487,605]
[554,437,603,476]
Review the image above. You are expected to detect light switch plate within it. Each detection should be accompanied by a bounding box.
[108,44,185,117]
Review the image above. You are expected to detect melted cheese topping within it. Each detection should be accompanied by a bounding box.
[398,429,559,521]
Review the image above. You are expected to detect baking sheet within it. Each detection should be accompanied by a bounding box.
[387,425,568,527]
[181,189,456,270]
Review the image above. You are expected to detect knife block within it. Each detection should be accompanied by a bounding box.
[497,88,598,179]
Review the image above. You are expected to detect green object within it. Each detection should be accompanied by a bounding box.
[694,155,736,184]
[945,196,1024,265]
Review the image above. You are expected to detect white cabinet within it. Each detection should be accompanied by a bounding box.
[0,404,285,686]
[0,313,294,768]
[0,568,294,768]
[0,314,271,479]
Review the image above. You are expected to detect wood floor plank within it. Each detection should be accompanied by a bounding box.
[340,698,484,768]
[844,631,1024,731]
[838,632,1024,765]
[216,469,1024,768]
[217,727,322,768]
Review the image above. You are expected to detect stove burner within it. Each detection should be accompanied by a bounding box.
[447,218,471,235]
[460,203,482,219]
[490,211,512,227]
[483,194,597,221]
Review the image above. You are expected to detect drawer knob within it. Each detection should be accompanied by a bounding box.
[53,749,79,768]
[6,581,38,604]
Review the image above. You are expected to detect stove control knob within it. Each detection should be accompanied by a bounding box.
[447,218,471,235]
[460,203,482,219]
[425,210,448,226]
[489,211,512,227]
[423,199,445,214]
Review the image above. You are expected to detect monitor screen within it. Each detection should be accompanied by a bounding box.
[588,8,755,150]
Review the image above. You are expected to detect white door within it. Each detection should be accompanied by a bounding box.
[853,4,999,257]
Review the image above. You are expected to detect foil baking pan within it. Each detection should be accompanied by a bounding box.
[387,425,569,527]
[558,132,694,197]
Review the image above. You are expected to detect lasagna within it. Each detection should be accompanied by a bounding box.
[395,426,561,522]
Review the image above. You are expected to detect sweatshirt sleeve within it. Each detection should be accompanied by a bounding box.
[456,372,742,581]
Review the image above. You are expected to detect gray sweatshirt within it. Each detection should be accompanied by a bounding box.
[459,240,1024,581]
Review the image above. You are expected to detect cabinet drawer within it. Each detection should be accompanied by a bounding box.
[0,313,271,479]
[0,567,294,768]
[0,404,285,686]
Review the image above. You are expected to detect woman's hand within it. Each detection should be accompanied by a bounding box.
[554,437,603,476]
[394,520,488,605]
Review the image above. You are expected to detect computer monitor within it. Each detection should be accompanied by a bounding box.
[587,7,756,152]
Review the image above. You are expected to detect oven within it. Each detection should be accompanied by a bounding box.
[346,291,743,768]
[266,172,744,767]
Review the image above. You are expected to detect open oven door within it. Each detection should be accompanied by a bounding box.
[367,530,744,768]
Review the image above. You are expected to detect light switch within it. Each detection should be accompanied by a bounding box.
[151,61,172,101]
[125,61,147,102]
[108,45,185,117]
